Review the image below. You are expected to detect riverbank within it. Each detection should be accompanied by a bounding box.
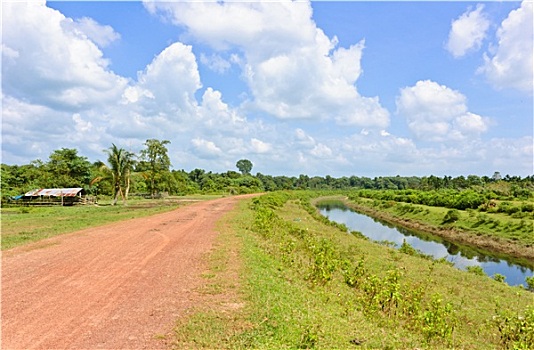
[172,192,534,349]
[329,196,534,266]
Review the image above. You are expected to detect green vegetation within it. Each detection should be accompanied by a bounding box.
[138,139,172,198]
[344,194,534,263]
[1,144,533,347]
[2,145,533,202]
[96,144,136,205]
[236,159,253,176]
[0,196,214,250]
[171,192,534,349]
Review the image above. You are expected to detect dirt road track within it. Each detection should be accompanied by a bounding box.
[2,195,254,349]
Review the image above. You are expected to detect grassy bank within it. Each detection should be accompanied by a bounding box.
[0,196,220,250]
[171,192,534,349]
[339,195,534,264]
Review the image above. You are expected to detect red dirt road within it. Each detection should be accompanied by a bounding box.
[2,195,253,349]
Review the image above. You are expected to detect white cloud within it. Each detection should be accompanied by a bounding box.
[294,128,316,148]
[396,80,489,142]
[72,113,93,133]
[250,138,272,154]
[132,42,202,114]
[446,4,490,58]
[2,1,127,111]
[1,94,109,163]
[144,0,316,55]
[145,0,390,128]
[200,53,232,74]
[2,1,530,179]
[478,1,533,93]
[310,143,333,158]
[191,138,223,159]
[62,17,120,48]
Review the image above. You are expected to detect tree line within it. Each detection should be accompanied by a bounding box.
[1,140,533,204]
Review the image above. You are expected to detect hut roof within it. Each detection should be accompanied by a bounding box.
[24,188,84,197]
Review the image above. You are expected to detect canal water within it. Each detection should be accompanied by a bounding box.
[317,203,533,287]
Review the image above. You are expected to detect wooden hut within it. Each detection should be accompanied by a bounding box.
[21,188,87,206]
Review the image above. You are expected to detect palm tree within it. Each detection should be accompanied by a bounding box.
[104,144,135,205]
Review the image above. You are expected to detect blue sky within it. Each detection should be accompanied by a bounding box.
[2,1,532,177]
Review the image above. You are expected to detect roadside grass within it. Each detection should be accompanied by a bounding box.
[173,200,251,349]
[0,195,219,250]
[171,193,534,349]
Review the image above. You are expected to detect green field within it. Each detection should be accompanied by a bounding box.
[2,191,533,348]
[172,192,534,349]
[0,195,221,250]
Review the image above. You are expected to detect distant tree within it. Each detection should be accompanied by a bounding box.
[236,159,253,175]
[139,139,171,198]
[467,175,483,187]
[296,174,310,189]
[491,171,502,181]
[189,168,206,186]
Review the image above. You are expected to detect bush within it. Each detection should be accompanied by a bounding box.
[466,265,486,276]
[442,209,460,224]
[492,306,534,349]
[526,276,534,292]
[493,274,506,283]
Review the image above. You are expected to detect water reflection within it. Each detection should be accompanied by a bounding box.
[317,203,533,287]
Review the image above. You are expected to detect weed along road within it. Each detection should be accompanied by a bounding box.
[2,195,255,349]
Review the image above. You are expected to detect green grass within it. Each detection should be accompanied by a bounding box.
[343,196,534,263]
[393,200,533,245]
[170,192,534,349]
[0,196,219,250]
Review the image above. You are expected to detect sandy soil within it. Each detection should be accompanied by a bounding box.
[2,195,254,349]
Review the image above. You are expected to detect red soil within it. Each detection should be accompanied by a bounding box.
[2,195,254,349]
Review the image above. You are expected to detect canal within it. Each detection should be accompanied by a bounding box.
[317,202,533,287]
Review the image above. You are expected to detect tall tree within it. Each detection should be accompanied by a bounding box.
[102,144,135,205]
[236,159,253,175]
[46,148,92,188]
[139,139,171,198]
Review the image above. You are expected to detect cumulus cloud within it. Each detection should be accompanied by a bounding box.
[62,17,120,48]
[112,42,206,139]
[130,42,202,114]
[396,80,489,142]
[250,138,272,154]
[144,0,390,128]
[310,144,333,158]
[478,1,533,93]
[2,1,127,111]
[191,138,223,159]
[200,53,232,74]
[3,1,530,179]
[294,128,316,148]
[1,94,108,163]
[446,4,490,58]
[199,88,247,132]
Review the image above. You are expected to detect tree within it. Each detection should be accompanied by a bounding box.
[102,144,135,205]
[45,148,92,188]
[139,139,171,198]
[236,159,253,175]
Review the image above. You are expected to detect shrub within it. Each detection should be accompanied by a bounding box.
[526,276,534,292]
[493,274,506,283]
[419,294,455,344]
[442,209,460,224]
[466,265,486,276]
[492,306,534,349]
